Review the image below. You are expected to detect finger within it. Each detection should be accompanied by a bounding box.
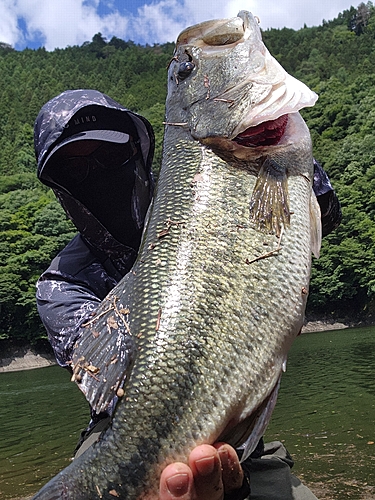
[189,444,224,500]
[159,463,193,500]
[214,443,244,494]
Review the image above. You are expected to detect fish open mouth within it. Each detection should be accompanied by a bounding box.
[233,114,289,147]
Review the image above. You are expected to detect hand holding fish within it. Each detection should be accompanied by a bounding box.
[159,444,244,500]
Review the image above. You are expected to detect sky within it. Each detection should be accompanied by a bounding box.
[0,0,360,51]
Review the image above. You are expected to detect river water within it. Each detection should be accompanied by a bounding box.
[1,326,374,499]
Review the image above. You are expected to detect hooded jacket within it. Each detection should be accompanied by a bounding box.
[35,90,155,369]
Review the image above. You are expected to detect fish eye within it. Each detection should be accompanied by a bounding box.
[177,61,195,80]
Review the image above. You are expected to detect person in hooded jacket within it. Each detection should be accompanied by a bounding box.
[34,89,341,500]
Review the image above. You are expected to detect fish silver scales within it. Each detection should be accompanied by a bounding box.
[32,11,321,500]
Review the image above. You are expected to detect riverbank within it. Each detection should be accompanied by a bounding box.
[0,319,357,373]
[301,319,349,333]
[0,345,55,373]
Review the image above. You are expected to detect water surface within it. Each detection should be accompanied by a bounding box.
[0,367,87,499]
[265,326,375,499]
[1,326,375,499]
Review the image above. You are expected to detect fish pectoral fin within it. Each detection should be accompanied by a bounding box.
[71,307,136,414]
[249,157,290,236]
[218,376,281,461]
[310,191,322,259]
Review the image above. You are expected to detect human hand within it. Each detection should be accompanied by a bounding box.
[159,443,244,500]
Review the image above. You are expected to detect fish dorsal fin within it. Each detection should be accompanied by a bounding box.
[71,294,136,414]
[249,157,289,237]
[310,191,322,259]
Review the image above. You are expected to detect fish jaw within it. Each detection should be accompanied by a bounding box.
[167,10,317,140]
[198,112,312,172]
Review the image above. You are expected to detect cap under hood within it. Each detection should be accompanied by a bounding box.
[34,89,155,275]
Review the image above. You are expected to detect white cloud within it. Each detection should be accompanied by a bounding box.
[0,0,359,50]
[0,0,129,49]
[127,0,357,46]
[238,0,356,31]
[128,0,260,44]
[129,0,186,44]
[0,0,24,47]
[17,0,110,49]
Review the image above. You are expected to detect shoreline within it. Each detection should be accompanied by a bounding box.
[0,320,364,373]
[0,347,56,373]
[301,319,349,333]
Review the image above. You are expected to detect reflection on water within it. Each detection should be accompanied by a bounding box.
[1,327,375,499]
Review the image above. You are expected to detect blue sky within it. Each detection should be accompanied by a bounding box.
[0,0,359,51]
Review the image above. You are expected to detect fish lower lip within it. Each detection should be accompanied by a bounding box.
[233,114,289,147]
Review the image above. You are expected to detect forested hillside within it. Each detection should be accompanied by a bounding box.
[0,2,373,344]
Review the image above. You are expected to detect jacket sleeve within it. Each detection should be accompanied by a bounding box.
[313,159,342,237]
[36,235,117,369]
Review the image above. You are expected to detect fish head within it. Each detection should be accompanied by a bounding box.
[166,11,317,156]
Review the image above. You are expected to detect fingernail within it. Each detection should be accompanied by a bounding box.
[166,473,189,497]
[195,456,215,476]
[219,447,236,472]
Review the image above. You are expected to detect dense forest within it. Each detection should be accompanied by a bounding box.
[0,2,374,345]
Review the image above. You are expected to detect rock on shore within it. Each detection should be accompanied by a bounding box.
[301,320,349,333]
[0,347,55,373]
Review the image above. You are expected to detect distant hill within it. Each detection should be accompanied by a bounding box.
[0,2,374,344]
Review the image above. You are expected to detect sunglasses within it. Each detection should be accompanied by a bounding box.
[58,140,139,184]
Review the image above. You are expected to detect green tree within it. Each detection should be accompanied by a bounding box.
[2,3,375,343]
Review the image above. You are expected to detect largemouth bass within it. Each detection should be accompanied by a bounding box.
[32,11,321,500]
